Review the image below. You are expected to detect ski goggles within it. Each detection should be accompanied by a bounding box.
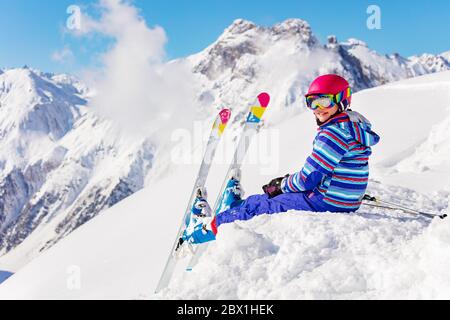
[305,87,352,110]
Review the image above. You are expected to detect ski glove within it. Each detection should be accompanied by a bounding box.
[263,175,289,199]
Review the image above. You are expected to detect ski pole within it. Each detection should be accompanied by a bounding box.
[362,197,439,219]
[363,194,447,220]
[361,201,438,219]
[361,201,404,212]
[363,195,446,219]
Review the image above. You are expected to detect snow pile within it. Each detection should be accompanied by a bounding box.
[164,211,450,299]
[160,179,450,300]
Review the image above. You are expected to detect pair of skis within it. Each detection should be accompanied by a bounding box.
[155,93,270,293]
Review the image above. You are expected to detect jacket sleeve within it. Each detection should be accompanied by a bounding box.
[282,127,349,193]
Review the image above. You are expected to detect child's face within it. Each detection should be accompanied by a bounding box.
[313,105,339,123]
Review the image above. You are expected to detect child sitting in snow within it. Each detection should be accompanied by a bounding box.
[182,74,380,245]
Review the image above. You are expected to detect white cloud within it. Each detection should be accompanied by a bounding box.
[70,0,197,139]
[51,47,74,63]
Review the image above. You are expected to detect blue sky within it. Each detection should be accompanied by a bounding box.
[0,0,449,74]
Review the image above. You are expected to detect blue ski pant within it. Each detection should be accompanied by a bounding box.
[216,192,357,227]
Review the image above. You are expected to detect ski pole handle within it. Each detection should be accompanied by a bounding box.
[363,194,377,202]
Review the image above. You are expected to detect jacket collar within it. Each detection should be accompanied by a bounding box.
[317,112,349,129]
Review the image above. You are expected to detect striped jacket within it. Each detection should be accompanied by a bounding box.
[281,111,380,211]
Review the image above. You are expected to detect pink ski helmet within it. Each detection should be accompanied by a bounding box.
[306,74,352,110]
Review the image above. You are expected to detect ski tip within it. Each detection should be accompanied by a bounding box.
[258,93,270,108]
[219,108,231,124]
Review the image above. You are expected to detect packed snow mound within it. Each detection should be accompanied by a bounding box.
[162,211,450,299]
[159,180,450,300]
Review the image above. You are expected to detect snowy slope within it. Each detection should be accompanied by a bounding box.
[0,71,449,299]
[0,68,155,264]
[0,163,199,299]
[357,71,450,193]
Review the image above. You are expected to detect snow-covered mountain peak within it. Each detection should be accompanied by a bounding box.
[0,67,155,259]
[270,18,317,45]
[272,18,310,30]
[192,20,263,80]
[223,19,259,36]
[342,38,369,48]
[408,53,450,74]
[220,18,318,46]
[0,69,43,135]
[327,35,338,45]
[49,73,89,97]
[0,68,85,141]
[0,68,83,107]
[441,50,450,61]
[0,68,37,95]
[188,18,450,124]
[191,18,325,87]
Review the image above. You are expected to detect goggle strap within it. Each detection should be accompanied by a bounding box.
[334,87,352,104]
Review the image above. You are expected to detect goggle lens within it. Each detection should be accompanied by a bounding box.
[306,95,335,110]
[311,97,333,110]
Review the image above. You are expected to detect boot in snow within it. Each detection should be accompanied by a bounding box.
[179,188,218,247]
[216,168,245,215]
